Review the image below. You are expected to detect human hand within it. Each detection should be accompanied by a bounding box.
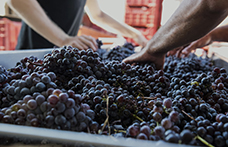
[122,46,165,70]
[167,34,212,58]
[63,35,98,51]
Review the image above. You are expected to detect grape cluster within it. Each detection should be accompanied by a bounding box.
[0,88,96,132]
[164,54,213,82]
[1,42,228,147]
[0,65,8,84]
[101,43,135,62]
[7,55,44,81]
[1,72,57,107]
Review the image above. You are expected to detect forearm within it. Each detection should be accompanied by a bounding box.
[209,25,228,42]
[147,0,228,55]
[88,11,141,38]
[85,0,141,39]
[7,0,69,47]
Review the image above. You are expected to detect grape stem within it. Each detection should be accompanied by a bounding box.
[132,114,144,122]
[181,110,198,122]
[100,94,110,135]
[87,127,91,134]
[28,60,44,66]
[114,129,126,133]
[111,120,121,126]
[195,135,214,147]
[142,97,157,100]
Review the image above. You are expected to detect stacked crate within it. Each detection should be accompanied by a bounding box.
[0,17,21,51]
[125,0,163,45]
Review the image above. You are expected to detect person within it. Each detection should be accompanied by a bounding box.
[123,0,228,69]
[167,24,228,58]
[7,0,148,51]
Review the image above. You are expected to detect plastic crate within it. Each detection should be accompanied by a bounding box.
[126,0,160,7]
[125,0,163,28]
[0,18,9,51]
[0,18,21,51]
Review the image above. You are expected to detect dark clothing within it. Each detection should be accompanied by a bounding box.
[16,0,86,50]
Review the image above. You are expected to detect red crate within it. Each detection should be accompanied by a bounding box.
[0,18,21,51]
[125,0,163,28]
[126,0,160,7]
[0,19,9,51]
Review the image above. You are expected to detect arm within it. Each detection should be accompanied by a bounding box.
[7,0,97,50]
[85,0,148,46]
[168,24,228,57]
[206,24,228,42]
[123,0,228,69]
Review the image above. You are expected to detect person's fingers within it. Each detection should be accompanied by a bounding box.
[181,44,195,57]
[167,50,177,56]
[122,53,138,64]
[81,35,98,51]
[78,36,92,48]
[86,35,98,48]
[77,41,89,50]
[167,47,182,57]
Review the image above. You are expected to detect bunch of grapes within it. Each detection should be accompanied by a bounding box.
[164,54,213,82]
[101,43,135,62]
[1,41,228,147]
[0,88,96,133]
[0,66,8,84]
[1,72,57,107]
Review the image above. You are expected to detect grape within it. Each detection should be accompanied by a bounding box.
[180,129,194,144]
[35,82,46,91]
[153,112,162,122]
[214,135,225,147]
[163,98,172,108]
[45,115,55,127]
[35,94,45,105]
[65,98,75,108]
[90,121,99,132]
[169,111,179,122]
[165,133,180,143]
[154,126,165,139]
[79,122,87,131]
[126,125,139,137]
[64,108,75,119]
[197,126,207,137]
[55,102,66,113]
[41,75,51,84]
[20,87,30,96]
[26,113,36,121]
[47,94,59,106]
[136,133,148,140]
[17,109,26,118]
[31,118,39,127]
[86,109,95,120]
[76,111,86,122]
[52,89,62,97]
[140,125,151,138]
[15,117,25,125]
[161,118,172,129]
[59,93,68,103]
[55,115,66,126]
[27,99,37,110]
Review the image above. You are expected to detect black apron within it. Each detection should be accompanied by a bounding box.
[16,0,86,49]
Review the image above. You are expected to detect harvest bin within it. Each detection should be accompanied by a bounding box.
[0,48,204,147]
